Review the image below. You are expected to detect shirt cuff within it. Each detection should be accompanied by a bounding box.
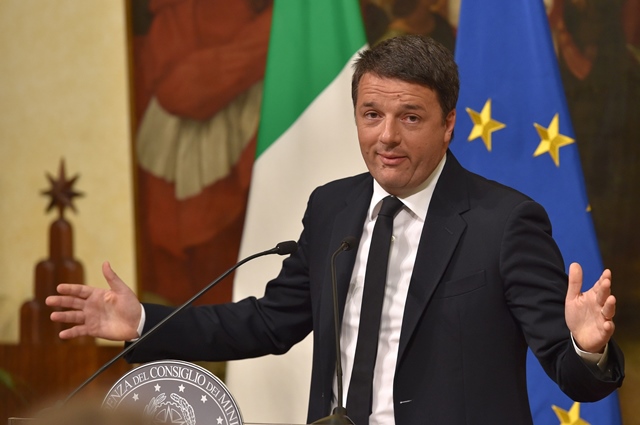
[128,304,146,342]
[137,304,146,337]
[571,333,609,372]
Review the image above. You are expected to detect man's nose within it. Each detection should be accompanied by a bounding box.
[379,119,399,144]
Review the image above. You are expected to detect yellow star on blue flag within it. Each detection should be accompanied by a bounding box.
[533,113,575,167]
[466,98,506,151]
[452,1,622,424]
[552,402,590,425]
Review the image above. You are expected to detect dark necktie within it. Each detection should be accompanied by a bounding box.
[346,195,404,425]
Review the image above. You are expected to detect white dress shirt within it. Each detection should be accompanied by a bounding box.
[335,155,447,424]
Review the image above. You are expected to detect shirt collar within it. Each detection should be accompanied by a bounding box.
[369,153,447,222]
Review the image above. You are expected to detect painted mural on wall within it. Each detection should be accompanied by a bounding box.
[129,0,273,306]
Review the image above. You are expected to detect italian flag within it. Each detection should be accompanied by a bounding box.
[227,0,367,423]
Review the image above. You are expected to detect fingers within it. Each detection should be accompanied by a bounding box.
[45,294,85,310]
[566,262,583,301]
[603,319,616,334]
[58,325,88,340]
[50,283,94,298]
[593,269,614,321]
[50,310,85,325]
[601,294,616,321]
[594,269,612,304]
[102,261,129,293]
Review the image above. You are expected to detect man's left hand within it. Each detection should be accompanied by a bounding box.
[565,263,616,353]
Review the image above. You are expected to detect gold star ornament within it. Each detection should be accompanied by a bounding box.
[465,98,506,151]
[533,113,575,167]
[552,402,590,425]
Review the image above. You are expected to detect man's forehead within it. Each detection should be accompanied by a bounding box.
[357,75,437,104]
[360,99,427,111]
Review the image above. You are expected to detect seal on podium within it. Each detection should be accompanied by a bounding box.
[102,360,243,425]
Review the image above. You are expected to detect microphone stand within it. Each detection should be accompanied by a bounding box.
[60,240,298,406]
[312,237,357,425]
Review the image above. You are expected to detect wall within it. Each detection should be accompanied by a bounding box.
[0,0,136,343]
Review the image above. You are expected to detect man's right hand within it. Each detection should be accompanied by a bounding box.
[45,261,141,341]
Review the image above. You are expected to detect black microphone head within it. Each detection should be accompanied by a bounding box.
[341,236,358,251]
[275,240,298,255]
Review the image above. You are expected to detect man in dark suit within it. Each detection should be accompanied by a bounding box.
[47,35,623,424]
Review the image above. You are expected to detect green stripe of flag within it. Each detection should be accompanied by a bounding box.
[229,2,368,420]
[256,0,367,158]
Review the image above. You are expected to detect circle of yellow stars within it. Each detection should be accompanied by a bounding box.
[465,99,575,168]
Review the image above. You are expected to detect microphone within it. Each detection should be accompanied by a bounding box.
[271,240,298,256]
[312,236,358,425]
[60,240,298,406]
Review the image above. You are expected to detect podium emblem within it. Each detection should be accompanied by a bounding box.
[103,360,243,425]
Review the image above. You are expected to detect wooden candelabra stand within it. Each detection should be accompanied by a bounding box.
[1,161,131,420]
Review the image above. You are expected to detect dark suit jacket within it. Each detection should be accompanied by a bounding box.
[128,151,624,424]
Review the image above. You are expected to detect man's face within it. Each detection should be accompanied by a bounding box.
[355,73,455,197]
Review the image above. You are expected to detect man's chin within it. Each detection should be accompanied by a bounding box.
[375,179,408,197]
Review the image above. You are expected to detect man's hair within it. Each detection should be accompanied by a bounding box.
[351,35,459,119]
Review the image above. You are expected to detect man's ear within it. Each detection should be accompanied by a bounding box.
[444,109,456,145]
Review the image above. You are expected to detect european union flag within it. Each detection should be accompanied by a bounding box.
[452,1,622,424]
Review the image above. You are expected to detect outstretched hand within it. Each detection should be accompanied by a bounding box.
[565,263,616,353]
[45,261,141,341]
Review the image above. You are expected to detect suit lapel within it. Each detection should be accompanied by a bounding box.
[398,152,470,361]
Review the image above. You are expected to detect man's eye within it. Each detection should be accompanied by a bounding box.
[365,112,379,119]
[405,115,419,123]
